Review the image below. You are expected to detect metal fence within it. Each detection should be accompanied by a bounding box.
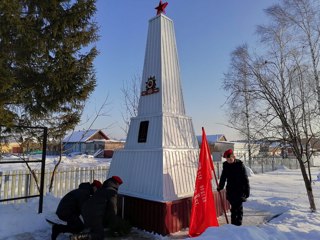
[1,155,302,205]
[213,155,300,179]
[0,125,47,213]
[244,156,300,174]
[0,166,109,204]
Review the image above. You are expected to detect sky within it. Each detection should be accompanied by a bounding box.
[77,0,277,141]
[1,156,320,239]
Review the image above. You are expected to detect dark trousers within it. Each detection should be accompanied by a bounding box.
[52,215,84,239]
[89,224,105,240]
[84,217,104,240]
[66,215,85,233]
[229,200,243,226]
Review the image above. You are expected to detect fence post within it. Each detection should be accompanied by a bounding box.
[289,159,291,169]
[91,169,94,182]
[65,168,70,194]
[17,170,23,203]
[4,173,10,202]
[38,126,47,213]
[25,173,31,202]
[81,167,85,184]
[54,170,59,197]
[58,169,63,197]
[0,171,2,201]
[75,167,80,188]
[216,162,220,179]
[11,170,17,202]
[70,167,75,190]
[29,171,36,196]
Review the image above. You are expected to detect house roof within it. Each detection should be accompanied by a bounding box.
[196,134,226,144]
[63,129,108,143]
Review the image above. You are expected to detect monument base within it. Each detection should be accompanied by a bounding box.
[117,190,229,236]
[118,195,191,235]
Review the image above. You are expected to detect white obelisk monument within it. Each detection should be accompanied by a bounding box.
[107,1,199,234]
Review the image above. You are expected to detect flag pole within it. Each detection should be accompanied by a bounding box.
[212,166,229,224]
[189,127,220,236]
[201,127,229,224]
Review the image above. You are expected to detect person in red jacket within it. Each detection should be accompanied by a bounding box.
[217,149,250,226]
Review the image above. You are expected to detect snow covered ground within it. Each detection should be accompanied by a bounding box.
[192,166,320,240]
[0,156,320,240]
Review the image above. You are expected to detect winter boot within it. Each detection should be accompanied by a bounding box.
[52,224,64,240]
[52,223,69,240]
[70,233,92,240]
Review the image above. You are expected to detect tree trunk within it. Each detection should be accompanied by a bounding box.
[49,140,63,192]
[297,157,316,212]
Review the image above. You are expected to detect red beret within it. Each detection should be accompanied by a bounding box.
[92,180,102,189]
[223,149,233,158]
[112,176,123,185]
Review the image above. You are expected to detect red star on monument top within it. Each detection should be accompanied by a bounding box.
[155,0,168,15]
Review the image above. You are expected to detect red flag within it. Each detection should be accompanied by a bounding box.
[189,127,219,237]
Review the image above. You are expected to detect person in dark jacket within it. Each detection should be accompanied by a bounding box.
[51,180,102,240]
[70,176,123,240]
[217,149,250,226]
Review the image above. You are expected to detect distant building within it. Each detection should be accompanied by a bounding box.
[196,134,260,162]
[0,136,40,154]
[63,129,124,157]
[302,138,320,153]
[197,134,232,162]
[0,138,23,154]
[232,141,260,159]
[196,134,227,144]
[261,138,320,157]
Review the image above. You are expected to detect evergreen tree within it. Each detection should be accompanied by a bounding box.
[0,0,98,132]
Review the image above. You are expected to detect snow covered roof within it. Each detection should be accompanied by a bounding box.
[196,134,226,144]
[269,141,292,148]
[63,129,108,143]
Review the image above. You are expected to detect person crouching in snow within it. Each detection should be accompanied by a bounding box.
[217,149,250,226]
[71,176,123,240]
[51,180,102,240]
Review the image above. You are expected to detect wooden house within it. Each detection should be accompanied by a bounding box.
[63,129,124,156]
[0,141,23,154]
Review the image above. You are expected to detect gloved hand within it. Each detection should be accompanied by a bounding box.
[241,192,249,202]
[241,196,247,202]
[244,190,250,199]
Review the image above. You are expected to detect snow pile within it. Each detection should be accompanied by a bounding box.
[245,166,255,177]
[0,155,110,171]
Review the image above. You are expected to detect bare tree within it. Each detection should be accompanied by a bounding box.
[250,57,318,211]
[223,44,255,167]
[48,95,112,192]
[120,75,140,136]
[1,95,112,193]
[227,51,318,211]
[266,0,320,113]
[224,0,319,211]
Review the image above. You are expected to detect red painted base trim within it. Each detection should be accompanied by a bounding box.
[117,190,229,235]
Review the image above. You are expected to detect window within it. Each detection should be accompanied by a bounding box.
[138,121,149,143]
